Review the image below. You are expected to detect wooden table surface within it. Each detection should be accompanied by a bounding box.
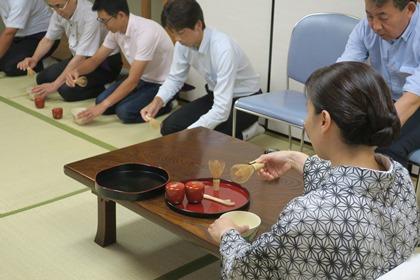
[64,127,303,255]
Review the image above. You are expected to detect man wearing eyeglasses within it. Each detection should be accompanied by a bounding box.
[0,0,55,76]
[17,0,122,102]
[65,0,174,124]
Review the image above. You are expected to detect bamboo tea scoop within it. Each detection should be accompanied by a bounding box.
[145,115,161,129]
[208,160,225,191]
[27,67,36,76]
[230,161,265,184]
[75,76,88,87]
[203,194,235,206]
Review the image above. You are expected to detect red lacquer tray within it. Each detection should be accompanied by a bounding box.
[165,178,250,218]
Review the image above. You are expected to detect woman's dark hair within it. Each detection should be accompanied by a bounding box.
[305,61,400,147]
[92,0,130,16]
[161,0,206,31]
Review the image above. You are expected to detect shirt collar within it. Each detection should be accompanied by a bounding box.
[397,4,419,42]
[68,0,81,23]
[198,27,212,54]
[124,13,135,38]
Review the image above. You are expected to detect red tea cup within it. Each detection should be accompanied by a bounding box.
[52,107,63,119]
[185,181,205,204]
[165,182,185,204]
[34,96,45,109]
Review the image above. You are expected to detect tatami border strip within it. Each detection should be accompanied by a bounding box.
[0,96,117,151]
[154,254,218,280]
[0,188,89,218]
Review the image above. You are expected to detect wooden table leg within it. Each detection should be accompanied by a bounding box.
[94,196,116,247]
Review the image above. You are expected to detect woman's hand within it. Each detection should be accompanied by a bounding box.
[208,217,249,243]
[255,151,308,180]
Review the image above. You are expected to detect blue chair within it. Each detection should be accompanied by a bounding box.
[233,13,359,150]
[408,149,420,193]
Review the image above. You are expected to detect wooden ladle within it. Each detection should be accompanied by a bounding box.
[203,194,235,206]
[208,160,225,191]
[230,161,265,184]
[75,76,88,87]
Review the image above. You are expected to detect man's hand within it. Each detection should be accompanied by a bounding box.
[140,96,164,121]
[65,70,80,88]
[32,82,60,97]
[17,57,37,71]
[76,103,108,124]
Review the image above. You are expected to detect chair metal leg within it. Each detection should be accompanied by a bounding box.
[232,107,237,138]
[300,128,305,152]
[288,125,292,150]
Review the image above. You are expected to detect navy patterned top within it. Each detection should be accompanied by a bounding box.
[220,155,419,279]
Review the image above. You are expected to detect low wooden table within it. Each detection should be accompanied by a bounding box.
[64,127,303,255]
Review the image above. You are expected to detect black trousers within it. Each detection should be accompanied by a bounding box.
[36,53,122,102]
[0,32,59,77]
[161,86,261,139]
[377,108,420,167]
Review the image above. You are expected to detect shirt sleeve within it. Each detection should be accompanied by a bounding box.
[402,65,420,96]
[336,19,369,63]
[102,31,118,50]
[219,196,312,279]
[188,43,237,129]
[74,17,103,57]
[156,42,190,104]
[45,13,63,41]
[4,0,31,30]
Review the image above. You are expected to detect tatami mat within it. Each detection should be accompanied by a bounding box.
[0,101,106,214]
[0,192,212,280]
[0,76,166,149]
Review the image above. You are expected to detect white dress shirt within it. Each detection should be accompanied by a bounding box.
[0,0,51,37]
[45,0,114,57]
[103,14,173,84]
[157,27,260,130]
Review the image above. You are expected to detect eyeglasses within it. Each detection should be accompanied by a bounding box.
[97,16,114,25]
[47,0,70,10]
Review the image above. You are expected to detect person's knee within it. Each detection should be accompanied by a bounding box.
[115,106,142,123]
[161,118,180,135]
[36,70,49,84]
[58,86,78,102]
[3,64,25,77]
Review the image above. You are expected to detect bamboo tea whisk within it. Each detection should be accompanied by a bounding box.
[27,67,36,76]
[75,76,88,87]
[230,161,265,184]
[208,160,225,191]
[145,115,161,129]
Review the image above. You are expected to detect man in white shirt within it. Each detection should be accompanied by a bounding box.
[66,0,174,124]
[18,0,122,102]
[0,0,57,76]
[140,0,262,139]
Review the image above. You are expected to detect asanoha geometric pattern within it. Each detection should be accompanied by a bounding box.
[220,155,419,279]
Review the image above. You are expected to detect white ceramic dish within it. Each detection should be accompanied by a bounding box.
[220,211,261,240]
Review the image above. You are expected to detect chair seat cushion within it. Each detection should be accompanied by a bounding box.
[409,149,420,165]
[235,90,307,127]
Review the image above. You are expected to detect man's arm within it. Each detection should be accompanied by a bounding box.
[75,46,112,76]
[394,92,420,125]
[336,20,369,63]
[0,28,18,59]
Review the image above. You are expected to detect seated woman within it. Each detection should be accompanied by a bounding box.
[208,62,419,279]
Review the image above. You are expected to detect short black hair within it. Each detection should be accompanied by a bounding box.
[161,0,206,31]
[305,62,400,147]
[92,0,129,16]
[370,0,416,10]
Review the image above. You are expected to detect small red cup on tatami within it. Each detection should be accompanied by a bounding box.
[52,107,63,119]
[185,181,205,204]
[34,96,45,109]
[165,182,185,204]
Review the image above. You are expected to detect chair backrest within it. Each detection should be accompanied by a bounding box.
[287,13,359,84]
